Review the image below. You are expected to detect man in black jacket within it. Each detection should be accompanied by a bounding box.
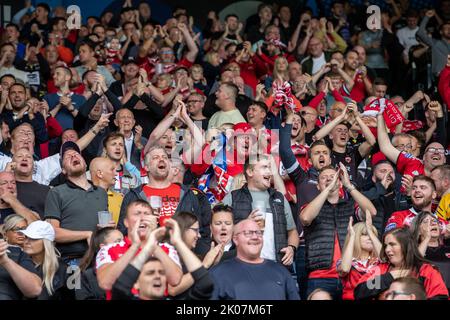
[222,154,299,266]
[112,218,213,300]
[117,145,211,255]
[300,163,376,300]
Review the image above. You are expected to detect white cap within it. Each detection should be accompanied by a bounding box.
[19,221,55,242]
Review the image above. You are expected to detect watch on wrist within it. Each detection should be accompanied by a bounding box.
[288,245,297,253]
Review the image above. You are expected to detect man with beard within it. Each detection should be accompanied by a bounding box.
[314,102,376,186]
[44,141,108,265]
[74,41,115,87]
[2,83,48,145]
[89,157,122,225]
[361,160,409,236]
[223,154,299,267]
[301,164,376,299]
[99,132,141,195]
[377,110,446,177]
[210,219,299,300]
[385,176,437,232]
[341,50,372,103]
[96,200,183,299]
[117,146,211,254]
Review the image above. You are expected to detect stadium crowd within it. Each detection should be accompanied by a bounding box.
[0,0,450,300]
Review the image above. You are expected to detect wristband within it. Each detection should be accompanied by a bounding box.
[288,245,297,254]
[90,128,98,135]
[346,184,356,193]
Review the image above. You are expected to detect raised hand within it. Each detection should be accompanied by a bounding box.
[94,112,112,131]
[339,162,352,188]
[202,242,224,269]
[347,216,355,237]
[134,125,143,145]
[401,174,414,196]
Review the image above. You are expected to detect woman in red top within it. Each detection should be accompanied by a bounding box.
[337,214,382,300]
[354,228,449,300]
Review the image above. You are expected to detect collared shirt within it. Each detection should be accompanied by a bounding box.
[44,178,108,257]
[124,132,134,163]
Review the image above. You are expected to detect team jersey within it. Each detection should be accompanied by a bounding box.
[396,152,425,177]
[142,184,181,226]
[385,208,421,232]
[95,236,181,300]
[96,237,181,270]
[386,207,448,233]
[337,257,382,300]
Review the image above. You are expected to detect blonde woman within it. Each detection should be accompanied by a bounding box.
[337,213,382,300]
[20,221,71,300]
[272,56,289,83]
[1,214,28,248]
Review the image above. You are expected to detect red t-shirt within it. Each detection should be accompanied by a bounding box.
[396,152,425,177]
[309,233,341,279]
[349,73,369,103]
[142,184,181,226]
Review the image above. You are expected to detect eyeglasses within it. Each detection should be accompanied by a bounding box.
[300,111,315,117]
[385,291,412,299]
[394,143,412,150]
[235,230,264,238]
[160,50,174,55]
[9,227,26,233]
[426,147,445,154]
[189,227,200,234]
[187,100,202,104]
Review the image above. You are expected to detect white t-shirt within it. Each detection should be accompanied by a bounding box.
[124,133,134,163]
[311,53,327,75]
[396,26,419,56]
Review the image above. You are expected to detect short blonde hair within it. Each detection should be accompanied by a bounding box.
[342,222,379,259]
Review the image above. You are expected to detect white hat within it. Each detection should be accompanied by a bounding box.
[19,221,55,242]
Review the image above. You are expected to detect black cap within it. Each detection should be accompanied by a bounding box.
[123,56,138,65]
[60,141,81,163]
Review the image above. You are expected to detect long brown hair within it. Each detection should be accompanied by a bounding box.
[380,228,428,272]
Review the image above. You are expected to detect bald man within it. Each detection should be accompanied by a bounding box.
[210,219,299,300]
[90,157,123,225]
